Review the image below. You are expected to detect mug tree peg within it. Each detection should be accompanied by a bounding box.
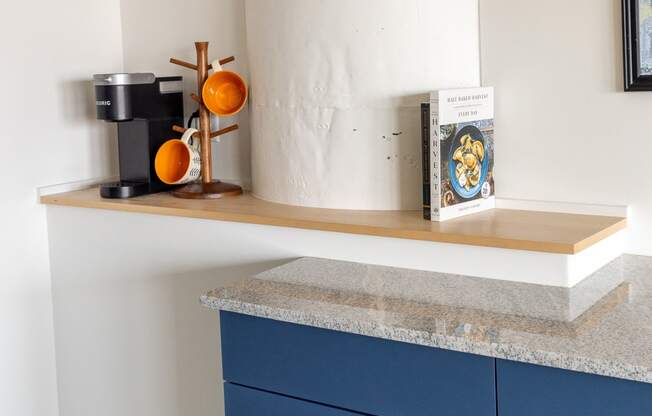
[169,58,198,71]
[190,93,201,104]
[210,124,239,139]
[172,125,201,138]
[207,56,235,70]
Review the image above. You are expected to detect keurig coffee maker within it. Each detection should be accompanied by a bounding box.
[93,73,184,198]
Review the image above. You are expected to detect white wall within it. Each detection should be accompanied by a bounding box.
[0,1,124,415]
[47,208,286,416]
[480,0,652,255]
[247,0,480,210]
[119,0,251,188]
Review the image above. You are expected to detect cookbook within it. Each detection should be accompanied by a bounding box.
[425,87,495,221]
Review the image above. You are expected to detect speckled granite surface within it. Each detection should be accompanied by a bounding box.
[201,255,652,384]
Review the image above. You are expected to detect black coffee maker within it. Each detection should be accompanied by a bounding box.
[93,73,184,198]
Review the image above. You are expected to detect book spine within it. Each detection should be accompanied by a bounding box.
[430,95,441,221]
[420,103,430,220]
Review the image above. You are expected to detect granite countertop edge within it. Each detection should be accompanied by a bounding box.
[200,295,652,385]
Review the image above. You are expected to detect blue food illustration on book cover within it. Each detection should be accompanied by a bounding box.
[442,119,494,202]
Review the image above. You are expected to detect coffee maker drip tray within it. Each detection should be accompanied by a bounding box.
[100,181,151,199]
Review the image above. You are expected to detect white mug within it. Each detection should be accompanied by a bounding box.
[155,128,202,185]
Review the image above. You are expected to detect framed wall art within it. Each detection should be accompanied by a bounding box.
[623,0,652,90]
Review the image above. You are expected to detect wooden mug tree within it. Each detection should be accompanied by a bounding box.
[169,41,243,199]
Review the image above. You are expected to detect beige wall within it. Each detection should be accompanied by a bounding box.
[480,0,652,255]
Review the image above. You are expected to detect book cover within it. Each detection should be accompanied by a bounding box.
[429,87,495,221]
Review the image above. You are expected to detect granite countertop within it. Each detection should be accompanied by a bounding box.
[201,255,652,384]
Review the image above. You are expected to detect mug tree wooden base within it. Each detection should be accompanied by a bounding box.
[172,182,243,199]
[169,41,243,199]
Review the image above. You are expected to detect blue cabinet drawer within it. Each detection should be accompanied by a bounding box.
[497,359,652,416]
[224,383,362,416]
[220,311,496,416]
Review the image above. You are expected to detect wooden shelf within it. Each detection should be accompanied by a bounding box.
[40,188,626,254]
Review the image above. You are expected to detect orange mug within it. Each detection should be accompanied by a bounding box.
[155,128,202,185]
[202,60,247,116]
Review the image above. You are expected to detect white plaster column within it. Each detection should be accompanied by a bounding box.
[245,0,480,209]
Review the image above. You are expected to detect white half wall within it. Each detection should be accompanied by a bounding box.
[0,0,124,415]
[480,0,652,255]
[247,0,480,209]
[119,0,251,188]
[46,204,627,416]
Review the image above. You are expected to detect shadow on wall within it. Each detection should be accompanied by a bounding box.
[58,80,97,124]
[56,79,118,178]
[611,0,625,92]
[47,204,305,416]
[166,260,292,415]
[51,254,293,416]
[393,93,430,210]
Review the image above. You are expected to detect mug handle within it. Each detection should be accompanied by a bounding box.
[181,128,199,148]
[211,60,222,73]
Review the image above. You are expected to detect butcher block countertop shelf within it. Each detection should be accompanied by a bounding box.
[41,188,626,255]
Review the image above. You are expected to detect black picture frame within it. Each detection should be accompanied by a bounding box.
[623,0,652,91]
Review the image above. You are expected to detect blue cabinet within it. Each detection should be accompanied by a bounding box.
[224,383,362,416]
[496,359,652,416]
[219,312,652,416]
[220,311,496,416]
